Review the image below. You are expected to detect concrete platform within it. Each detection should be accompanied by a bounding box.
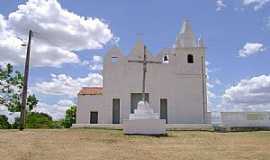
[123,119,166,135]
[72,124,122,129]
[72,123,213,131]
[166,124,213,131]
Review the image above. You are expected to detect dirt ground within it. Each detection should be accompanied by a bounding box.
[0,129,270,160]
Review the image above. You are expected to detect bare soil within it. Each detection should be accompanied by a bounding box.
[0,129,270,160]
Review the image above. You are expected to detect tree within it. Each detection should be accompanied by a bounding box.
[0,64,38,112]
[50,119,64,129]
[0,115,11,129]
[27,94,38,111]
[12,117,20,129]
[63,105,76,128]
[0,64,23,111]
[12,113,62,129]
[26,112,53,129]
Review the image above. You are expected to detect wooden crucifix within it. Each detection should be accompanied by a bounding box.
[128,45,162,102]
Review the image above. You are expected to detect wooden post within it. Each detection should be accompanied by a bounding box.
[128,45,162,103]
[19,30,33,131]
[142,46,146,102]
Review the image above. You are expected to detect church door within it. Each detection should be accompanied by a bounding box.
[90,111,98,124]
[130,93,149,113]
[112,99,120,124]
[160,99,168,123]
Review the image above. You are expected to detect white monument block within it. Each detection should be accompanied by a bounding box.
[123,101,166,135]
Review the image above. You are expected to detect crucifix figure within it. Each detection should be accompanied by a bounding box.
[128,45,162,102]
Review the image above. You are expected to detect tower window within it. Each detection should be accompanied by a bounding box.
[112,56,118,63]
[163,55,169,63]
[187,54,194,63]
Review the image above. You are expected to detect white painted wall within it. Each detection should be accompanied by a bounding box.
[76,21,208,124]
[76,95,108,124]
[221,112,270,127]
[76,44,207,124]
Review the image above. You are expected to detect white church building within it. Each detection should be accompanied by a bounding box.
[76,20,210,125]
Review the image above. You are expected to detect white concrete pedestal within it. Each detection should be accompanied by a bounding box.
[123,119,166,135]
[123,101,166,135]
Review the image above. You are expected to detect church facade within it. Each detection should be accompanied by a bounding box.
[76,20,210,124]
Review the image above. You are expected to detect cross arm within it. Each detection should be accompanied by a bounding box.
[128,60,144,63]
[147,61,162,64]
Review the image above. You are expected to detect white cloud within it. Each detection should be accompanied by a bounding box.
[0,15,8,34]
[0,105,20,124]
[0,0,114,67]
[239,42,266,57]
[89,56,103,71]
[206,61,221,111]
[207,81,219,110]
[0,14,78,67]
[8,0,113,51]
[32,73,103,97]
[208,90,216,99]
[216,0,227,11]
[33,99,74,120]
[83,55,103,71]
[242,0,270,10]
[0,36,80,67]
[214,79,221,85]
[222,75,270,111]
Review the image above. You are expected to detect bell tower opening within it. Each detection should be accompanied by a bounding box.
[187,54,194,63]
[163,55,169,63]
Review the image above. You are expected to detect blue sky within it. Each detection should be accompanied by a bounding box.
[0,0,270,120]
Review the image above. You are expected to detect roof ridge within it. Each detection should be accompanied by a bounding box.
[78,87,103,95]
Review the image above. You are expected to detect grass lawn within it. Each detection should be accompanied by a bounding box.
[0,129,270,160]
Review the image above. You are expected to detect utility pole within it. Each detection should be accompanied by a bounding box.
[19,30,33,131]
[201,55,207,124]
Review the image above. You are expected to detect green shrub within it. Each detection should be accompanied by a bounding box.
[63,106,76,128]
[26,112,53,129]
[12,117,20,129]
[49,120,64,129]
[0,115,11,129]
[229,127,270,132]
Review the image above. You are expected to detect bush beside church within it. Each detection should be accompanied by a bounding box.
[0,106,76,129]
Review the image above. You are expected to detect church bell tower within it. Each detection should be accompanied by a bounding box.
[174,19,208,123]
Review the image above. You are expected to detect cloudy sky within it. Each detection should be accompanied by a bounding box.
[0,0,269,120]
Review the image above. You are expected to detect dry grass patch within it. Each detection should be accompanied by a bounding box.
[0,129,270,160]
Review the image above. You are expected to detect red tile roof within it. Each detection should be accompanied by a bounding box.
[78,87,103,95]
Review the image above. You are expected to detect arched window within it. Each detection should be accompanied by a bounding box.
[187,54,194,63]
[163,55,169,63]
